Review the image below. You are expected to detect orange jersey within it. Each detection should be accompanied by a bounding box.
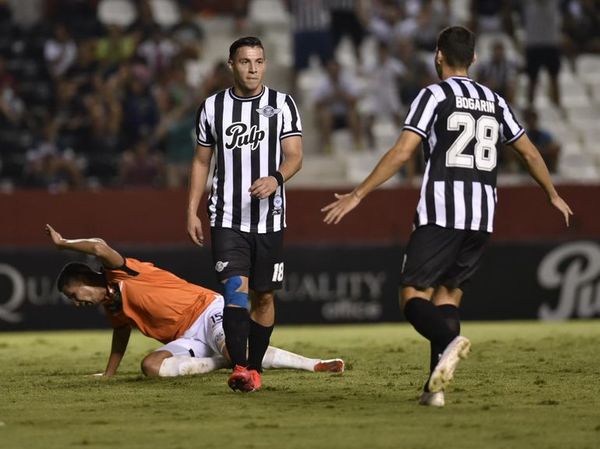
[102,258,220,344]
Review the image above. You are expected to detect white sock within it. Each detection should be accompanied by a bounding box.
[261,346,318,372]
[158,355,229,377]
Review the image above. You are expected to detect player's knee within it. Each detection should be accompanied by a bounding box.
[141,352,166,377]
[223,276,249,309]
[252,291,274,312]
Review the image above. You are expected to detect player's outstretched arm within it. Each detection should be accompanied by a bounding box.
[102,325,132,377]
[187,145,213,246]
[45,224,125,268]
[510,134,574,226]
[322,130,422,224]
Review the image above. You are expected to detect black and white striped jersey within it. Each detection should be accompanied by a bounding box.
[196,86,302,234]
[404,75,524,233]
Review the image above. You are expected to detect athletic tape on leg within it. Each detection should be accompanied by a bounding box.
[223,276,249,309]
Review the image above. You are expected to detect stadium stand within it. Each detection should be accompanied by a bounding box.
[0,0,599,191]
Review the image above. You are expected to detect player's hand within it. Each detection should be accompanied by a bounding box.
[321,192,361,224]
[187,215,204,246]
[45,224,64,246]
[249,176,278,200]
[550,195,573,227]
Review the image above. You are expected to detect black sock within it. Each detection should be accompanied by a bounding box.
[247,320,274,372]
[223,307,250,367]
[438,304,460,336]
[403,298,455,348]
[429,304,461,374]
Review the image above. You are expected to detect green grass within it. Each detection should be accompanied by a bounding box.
[1,322,599,449]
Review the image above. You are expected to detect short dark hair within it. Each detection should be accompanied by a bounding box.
[228,36,264,60]
[437,26,475,69]
[56,262,104,292]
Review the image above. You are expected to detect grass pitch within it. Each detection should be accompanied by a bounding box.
[1,321,599,449]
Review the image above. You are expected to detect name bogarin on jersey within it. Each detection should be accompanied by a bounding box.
[455,96,496,113]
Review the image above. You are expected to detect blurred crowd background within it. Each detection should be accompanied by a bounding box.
[1,0,599,193]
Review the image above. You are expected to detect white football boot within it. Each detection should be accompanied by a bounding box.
[418,390,445,407]
[428,336,471,393]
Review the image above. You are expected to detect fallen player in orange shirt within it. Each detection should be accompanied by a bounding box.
[45,224,344,378]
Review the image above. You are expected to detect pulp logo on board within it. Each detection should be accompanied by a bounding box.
[537,242,600,320]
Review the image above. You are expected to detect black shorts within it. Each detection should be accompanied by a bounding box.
[331,10,365,49]
[210,227,284,292]
[399,225,490,290]
[526,46,561,79]
[293,30,333,71]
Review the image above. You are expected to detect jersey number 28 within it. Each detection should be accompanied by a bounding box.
[445,112,498,171]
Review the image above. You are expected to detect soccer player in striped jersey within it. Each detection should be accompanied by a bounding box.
[45,225,343,378]
[187,37,303,392]
[322,26,572,407]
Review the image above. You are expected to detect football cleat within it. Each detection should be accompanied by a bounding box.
[313,359,345,373]
[428,336,471,393]
[246,369,262,392]
[228,365,252,392]
[418,390,445,407]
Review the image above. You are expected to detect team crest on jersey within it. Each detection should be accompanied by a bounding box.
[215,261,229,272]
[272,194,283,215]
[225,122,265,150]
[256,105,281,118]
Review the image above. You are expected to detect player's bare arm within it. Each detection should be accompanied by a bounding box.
[322,130,422,224]
[102,325,132,377]
[249,135,303,199]
[510,134,574,226]
[187,145,213,246]
[45,224,125,268]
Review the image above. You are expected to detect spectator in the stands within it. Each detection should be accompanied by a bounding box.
[523,108,560,173]
[201,60,233,97]
[468,0,515,37]
[0,56,24,128]
[394,0,450,52]
[393,37,435,106]
[52,78,89,149]
[23,121,84,191]
[314,59,363,153]
[170,4,204,60]
[286,0,334,93]
[363,40,405,149]
[368,0,403,46]
[154,61,198,189]
[562,0,600,72]
[137,24,178,77]
[96,25,138,72]
[521,0,563,109]
[120,70,159,148]
[329,0,368,62]
[119,138,165,188]
[44,23,78,78]
[476,40,517,104]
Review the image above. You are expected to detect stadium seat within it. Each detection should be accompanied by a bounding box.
[547,123,580,146]
[345,152,402,186]
[558,149,599,180]
[576,54,600,85]
[288,154,347,187]
[565,106,600,133]
[560,78,591,108]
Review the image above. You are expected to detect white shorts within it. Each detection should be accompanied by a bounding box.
[155,296,225,358]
